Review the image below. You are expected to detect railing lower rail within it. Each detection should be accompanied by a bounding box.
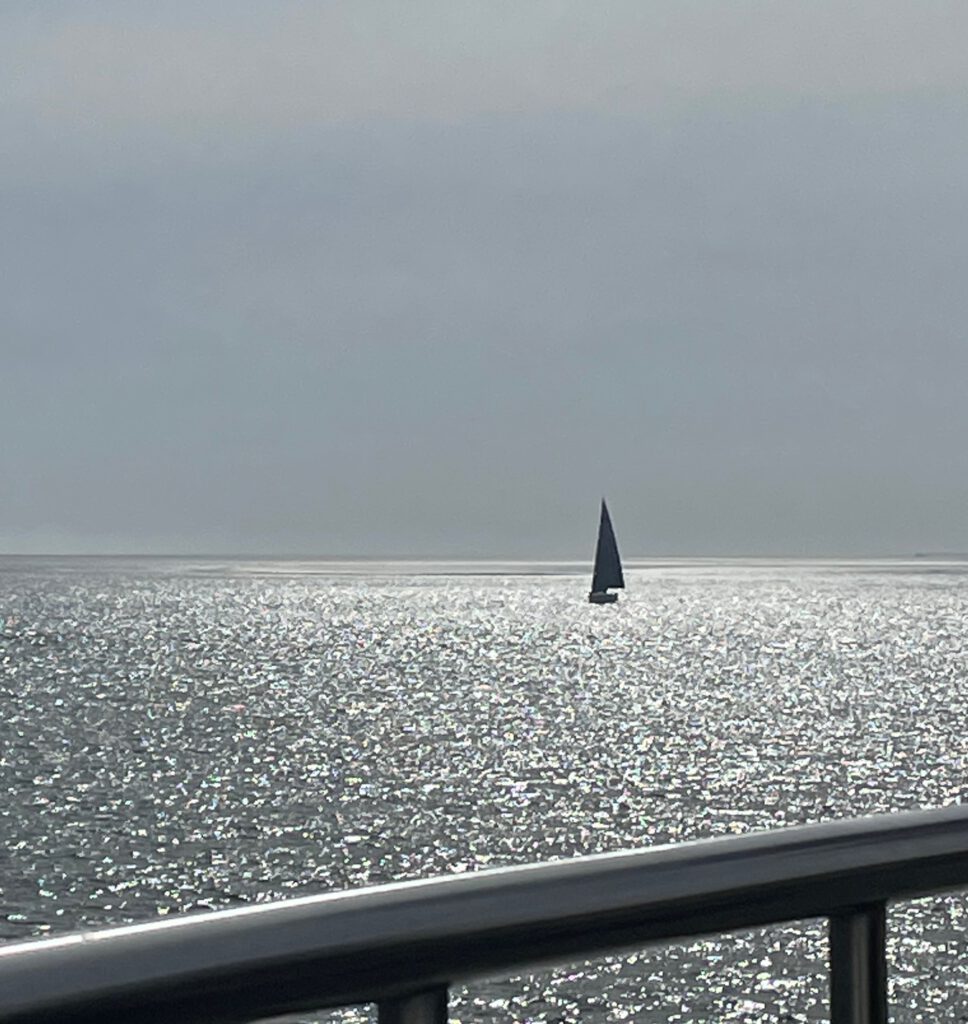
[2,805,968,1024]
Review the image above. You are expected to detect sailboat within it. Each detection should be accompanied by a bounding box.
[588,499,625,604]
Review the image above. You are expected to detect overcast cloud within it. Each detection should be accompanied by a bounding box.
[3,2,968,556]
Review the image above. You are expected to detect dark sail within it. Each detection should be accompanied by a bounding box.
[591,499,624,593]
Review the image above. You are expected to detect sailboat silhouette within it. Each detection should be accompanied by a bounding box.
[588,499,625,604]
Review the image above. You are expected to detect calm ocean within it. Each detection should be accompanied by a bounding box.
[2,556,967,1022]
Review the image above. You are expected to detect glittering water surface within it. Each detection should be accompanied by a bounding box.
[2,557,968,1022]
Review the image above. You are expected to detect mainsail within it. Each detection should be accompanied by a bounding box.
[591,499,625,593]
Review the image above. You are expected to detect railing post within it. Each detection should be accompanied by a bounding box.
[829,903,887,1024]
[377,986,449,1024]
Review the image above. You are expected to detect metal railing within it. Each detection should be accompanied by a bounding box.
[2,805,968,1024]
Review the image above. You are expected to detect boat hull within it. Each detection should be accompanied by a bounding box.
[588,591,618,604]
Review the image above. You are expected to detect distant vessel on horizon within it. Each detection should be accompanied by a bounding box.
[588,499,625,604]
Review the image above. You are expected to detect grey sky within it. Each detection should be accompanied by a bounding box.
[3,2,968,556]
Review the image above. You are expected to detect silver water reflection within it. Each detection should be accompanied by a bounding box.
[2,558,968,1022]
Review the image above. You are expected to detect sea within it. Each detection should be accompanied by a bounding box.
[2,555,968,1023]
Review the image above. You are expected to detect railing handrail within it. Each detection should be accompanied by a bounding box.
[2,805,968,1023]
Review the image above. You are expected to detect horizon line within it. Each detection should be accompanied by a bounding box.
[2,552,968,562]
